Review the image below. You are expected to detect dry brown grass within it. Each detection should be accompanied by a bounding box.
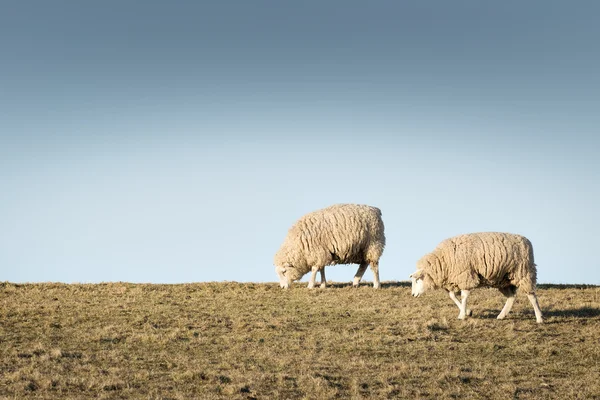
[1,281,599,399]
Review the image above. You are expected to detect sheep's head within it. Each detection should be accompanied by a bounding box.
[275,264,288,288]
[411,254,439,296]
[410,270,427,297]
[275,263,303,289]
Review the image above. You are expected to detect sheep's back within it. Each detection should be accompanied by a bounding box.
[435,232,535,289]
[278,204,385,267]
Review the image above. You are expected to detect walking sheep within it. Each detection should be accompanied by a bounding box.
[410,232,543,323]
[274,203,385,289]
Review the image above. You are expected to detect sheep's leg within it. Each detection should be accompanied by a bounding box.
[458,289,471,320]
[370,261,381,289]
[449,291,462,309]
[307,266,319,289]
[526,293,544,324]
[352,262,369,287]
[449,291,472,316]
[497,286,517,320]
[319,268,327,289]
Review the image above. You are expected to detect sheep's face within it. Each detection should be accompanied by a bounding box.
[275,264,302,289]
[410,270,427,297]
[275,265,289,289]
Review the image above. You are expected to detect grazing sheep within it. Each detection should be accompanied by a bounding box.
[274,204,385,289]
[410,232,543,323]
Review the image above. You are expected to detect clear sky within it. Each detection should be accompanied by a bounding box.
[1,1,598,285]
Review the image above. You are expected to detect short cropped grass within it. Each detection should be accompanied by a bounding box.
[1,281,599,399]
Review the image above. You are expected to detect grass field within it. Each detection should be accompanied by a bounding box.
[1,281,599,399]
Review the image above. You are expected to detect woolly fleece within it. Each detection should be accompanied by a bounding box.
[274,203,385,287]
[416,232,538,293]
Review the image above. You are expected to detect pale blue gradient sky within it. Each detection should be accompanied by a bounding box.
[1,1,598,284]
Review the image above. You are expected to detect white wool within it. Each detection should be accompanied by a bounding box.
[274,204,385,289]
[411,232,543,323]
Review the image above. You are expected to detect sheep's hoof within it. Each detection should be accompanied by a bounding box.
[320,283,327,289]
[467,309,473,316]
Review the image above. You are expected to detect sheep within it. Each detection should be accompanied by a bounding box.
[274,203,385,289]
[410,232,543,323]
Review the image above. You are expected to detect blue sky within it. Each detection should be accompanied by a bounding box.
[1,1,598,284]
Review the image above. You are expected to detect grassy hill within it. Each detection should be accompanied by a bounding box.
[1,281,599,399]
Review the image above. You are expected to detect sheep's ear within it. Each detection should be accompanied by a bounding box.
[410,271,424,280]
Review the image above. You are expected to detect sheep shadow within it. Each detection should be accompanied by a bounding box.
[476,306,600,321]
[541,307,600,319]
